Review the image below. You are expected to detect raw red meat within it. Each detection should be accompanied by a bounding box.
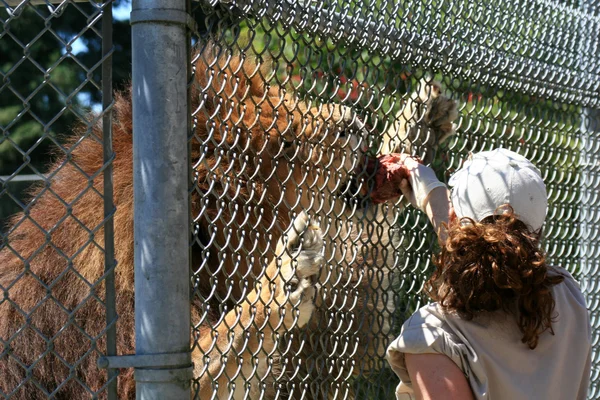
[365,153,411,204]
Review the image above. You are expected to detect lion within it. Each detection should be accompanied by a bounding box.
[0,43,457,399]
[382,79,459,163]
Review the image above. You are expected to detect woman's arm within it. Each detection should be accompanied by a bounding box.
[405,353,475,400]
[397,156,453,243]
[398,158,469,399]
[420,185,452,243]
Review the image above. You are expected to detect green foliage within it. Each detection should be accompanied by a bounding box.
[0,180,32,235]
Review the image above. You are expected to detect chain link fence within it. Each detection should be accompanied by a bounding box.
[0,0,117,398]
[0,0,599,399]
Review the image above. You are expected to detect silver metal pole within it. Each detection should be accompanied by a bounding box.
[102,2,118,399]
[578,2,600,399]
[131,1,191,398]
[579,111,600,400]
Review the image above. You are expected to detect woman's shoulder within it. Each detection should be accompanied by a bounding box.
[388,303,452,358]
[398,303,454,346]
[547,265,572,278]
[547,265,588,310]
[388,303,475,378]
[403,303,446,328]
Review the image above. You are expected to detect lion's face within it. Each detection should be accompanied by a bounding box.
[264,98,369,218]
[192,90,368,221]
[191,51,372,302]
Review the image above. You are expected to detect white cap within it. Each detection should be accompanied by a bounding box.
[448,148,547,232]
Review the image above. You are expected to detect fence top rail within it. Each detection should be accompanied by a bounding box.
[2,0,91,6]
[7,0,599,106]
[0,174,45,182]
[202,0,600,108]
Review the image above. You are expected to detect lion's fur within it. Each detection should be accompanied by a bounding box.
[0,43,456,399]
[0,90,136,398]
[188,45,397,398]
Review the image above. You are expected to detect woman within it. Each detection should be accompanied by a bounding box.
[387,148,591,400]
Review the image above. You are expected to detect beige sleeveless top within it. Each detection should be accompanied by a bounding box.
[386,267,591,400]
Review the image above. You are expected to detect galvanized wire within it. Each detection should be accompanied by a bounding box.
[189,0,600,399]
[0,1,116,398]
[101,3,117,399]
[1,0,600,399]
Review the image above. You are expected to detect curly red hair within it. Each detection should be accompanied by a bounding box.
[427,207,564,349]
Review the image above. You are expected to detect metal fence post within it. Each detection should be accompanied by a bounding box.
[580,107,600,399]
[102,2,118,399]
[131,1,192,398]
[578,2,600,398]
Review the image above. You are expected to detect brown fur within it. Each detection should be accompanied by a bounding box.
[0,90,135,398]
[0,43,457,399]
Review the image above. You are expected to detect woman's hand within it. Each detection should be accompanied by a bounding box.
[396,155,446,212]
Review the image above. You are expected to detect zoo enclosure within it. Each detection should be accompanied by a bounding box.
[0,0,599,399]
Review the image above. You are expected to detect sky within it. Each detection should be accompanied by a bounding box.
[113,1,131,21]
[70,1,131,54]
[72,1,132,111]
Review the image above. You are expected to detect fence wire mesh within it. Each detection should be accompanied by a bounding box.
[0,1,117,399]
[0,0,599,399]
[189,0,600,399]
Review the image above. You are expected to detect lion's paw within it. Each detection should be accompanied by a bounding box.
[275,211,324,329]
[414,80,459,146]
[425,94,458,145]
